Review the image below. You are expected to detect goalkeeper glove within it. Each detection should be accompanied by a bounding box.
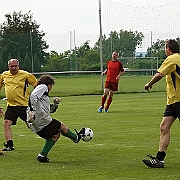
[53,97,62,106]
[50,104,58,113]
[27,111,35,123]
[50,97,62,113]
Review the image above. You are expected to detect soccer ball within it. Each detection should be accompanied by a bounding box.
[82,128,93,142]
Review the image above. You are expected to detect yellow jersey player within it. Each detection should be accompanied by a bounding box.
[143,39,180,168]
[0,59,37,151]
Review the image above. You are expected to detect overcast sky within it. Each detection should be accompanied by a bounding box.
[0,0,179,53]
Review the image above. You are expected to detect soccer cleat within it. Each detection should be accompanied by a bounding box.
[98,106,103,113]
[0,151,6,156]
[142,154,164,168]
[104,108,108,113]
[74,128,85,143]
[2,147,15,151]
[2,142,15,151]
[37,154,50,163]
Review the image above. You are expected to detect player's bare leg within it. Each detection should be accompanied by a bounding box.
[3,120,13,141]
[159,116,175,152]
[142,116,175,168]
[2,120,14,151]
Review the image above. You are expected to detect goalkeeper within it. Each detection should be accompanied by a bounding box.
[27,74,84,163]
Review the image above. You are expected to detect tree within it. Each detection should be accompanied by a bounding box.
[0,51,5,73]
[74,41,98,71]
[95,30,144,62]
[43,51,70,72]
[33,53,41,72]
[118,30,144,57]
[22,53,31,71]
[146,39,166,59]
[0,10,49,72]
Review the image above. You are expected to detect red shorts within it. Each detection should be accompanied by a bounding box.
[105,81,118,91]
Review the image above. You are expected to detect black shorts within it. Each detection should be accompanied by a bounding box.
[36,119,61,140]
[5,105,28,125]
[164,102,180,120]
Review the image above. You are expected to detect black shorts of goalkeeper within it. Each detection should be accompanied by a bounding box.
[36,119,61,139]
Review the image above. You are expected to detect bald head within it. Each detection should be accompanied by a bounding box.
[112,51,119,61]
[8,59,19,66]
[8,59,19,74]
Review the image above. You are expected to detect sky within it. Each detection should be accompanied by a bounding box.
[0,0,179,53]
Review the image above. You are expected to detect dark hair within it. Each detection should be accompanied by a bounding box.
[37,74,55,86]
[165,39,180,53]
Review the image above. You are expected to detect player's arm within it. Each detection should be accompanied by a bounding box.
[119,69,125,76]
[116,71,124,80]
[116,63,125,80]
[102,69,107,75]
[145,72,164,91]
[102,61,109,75]
[50,97,62,113]
[0,75,5,118]
[27,94,38,123]
[0,74,3,92]
[28,73,37,88]
[27,86,45,123]
[0,107,4,118]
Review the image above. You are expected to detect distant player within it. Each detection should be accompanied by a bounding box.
[98,51,124,113]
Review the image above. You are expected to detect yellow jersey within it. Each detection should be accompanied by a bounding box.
[0,70,37,106]
[158,53,180,105]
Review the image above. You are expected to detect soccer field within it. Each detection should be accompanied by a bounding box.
[0,75,166,98]
[0,91,180,179]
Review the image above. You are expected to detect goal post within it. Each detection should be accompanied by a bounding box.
[119,57,159,76]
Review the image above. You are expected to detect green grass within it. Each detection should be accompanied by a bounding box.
[52,75,166,96]
[0,74,166,98]
[1,75,179,179]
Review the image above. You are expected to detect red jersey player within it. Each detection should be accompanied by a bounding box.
[98,51,124,113]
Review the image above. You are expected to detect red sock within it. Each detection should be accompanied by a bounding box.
[105,98,112,109]
[101,95,106,108]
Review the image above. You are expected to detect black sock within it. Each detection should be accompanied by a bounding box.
[7,140,14,147]
[156,151,166,161]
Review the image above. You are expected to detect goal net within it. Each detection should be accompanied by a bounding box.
[101,0,180,54]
